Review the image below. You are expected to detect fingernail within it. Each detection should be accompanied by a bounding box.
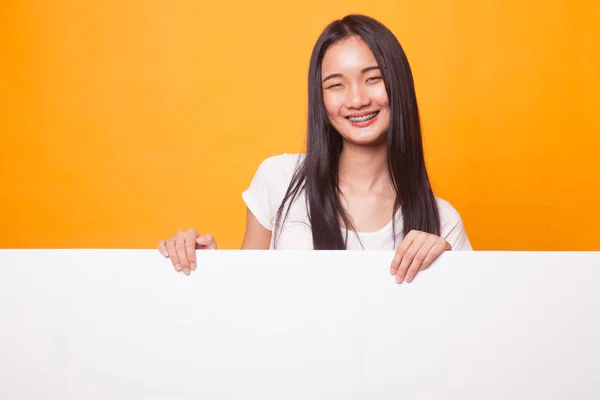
[175,263,181,271]
[390,268,395,275]
[183,268,190,275]
[395,275,403,284]
[405,275,412,283]
[190,263,196,271]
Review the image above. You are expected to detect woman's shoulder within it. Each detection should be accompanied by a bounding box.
[434,197,463,222]
[434,196,472,250]
[246,153,305,195]
[242,153,306,231]
[254,153,305,182]
[258,153,305,171]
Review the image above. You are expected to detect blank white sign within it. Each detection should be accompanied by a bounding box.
[0,250,599,399]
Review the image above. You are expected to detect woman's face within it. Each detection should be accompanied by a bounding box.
[321,36,390,147]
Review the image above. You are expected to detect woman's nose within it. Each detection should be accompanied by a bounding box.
[346,84,371,109]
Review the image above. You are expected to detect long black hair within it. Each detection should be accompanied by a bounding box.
[273,14,440,249]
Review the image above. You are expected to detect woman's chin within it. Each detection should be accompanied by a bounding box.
[343,129,386,147]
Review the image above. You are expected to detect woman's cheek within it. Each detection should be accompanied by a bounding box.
[373,86,390,107]
[323,94,343,118]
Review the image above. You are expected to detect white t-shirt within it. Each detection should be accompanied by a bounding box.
[242,153,472,251]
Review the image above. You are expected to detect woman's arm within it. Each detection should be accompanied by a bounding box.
[241,207,272,250]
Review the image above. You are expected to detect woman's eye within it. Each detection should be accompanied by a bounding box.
[367,77,382,83]
[327,83,343,89]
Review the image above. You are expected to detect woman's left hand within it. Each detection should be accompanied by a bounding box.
[389,230,452,284]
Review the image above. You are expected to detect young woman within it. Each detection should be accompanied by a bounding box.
[158,14,472,283]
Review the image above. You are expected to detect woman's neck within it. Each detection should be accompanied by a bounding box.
[337,142,393,194]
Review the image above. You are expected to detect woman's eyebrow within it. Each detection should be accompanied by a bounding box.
[361,66,380,73]
[322,73,343,83]
[322,66,380,83]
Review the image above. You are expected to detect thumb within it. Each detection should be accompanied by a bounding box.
[196,233,217,249]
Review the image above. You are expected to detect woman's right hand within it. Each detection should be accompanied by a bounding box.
[158,228,217,275]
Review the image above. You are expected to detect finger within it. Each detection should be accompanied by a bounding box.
[175,231,190,275]
[165,238,181,271]
[395,242,425,283]
[158,240,169,258]
[419,241,450,272]
[404,238,438,283]
[390,233,415,275]
[185,229,198,271]
[395,234,427,284]
[196,234,207,245]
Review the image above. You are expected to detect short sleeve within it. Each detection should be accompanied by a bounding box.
[241,154,301,231]
[437,198,473,251]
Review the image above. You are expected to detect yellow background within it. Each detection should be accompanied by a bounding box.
[1,1,598,250]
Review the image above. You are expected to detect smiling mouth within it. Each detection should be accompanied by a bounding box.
[346,111,379,123]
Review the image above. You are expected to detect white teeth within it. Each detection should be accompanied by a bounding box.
[347,112,378,122]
